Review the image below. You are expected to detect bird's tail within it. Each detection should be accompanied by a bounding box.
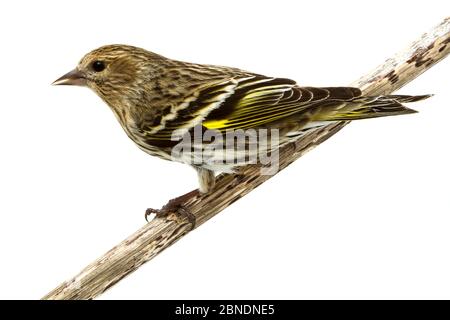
[313,94,432,121]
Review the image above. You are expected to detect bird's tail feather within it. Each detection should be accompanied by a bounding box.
[314,94,432,121]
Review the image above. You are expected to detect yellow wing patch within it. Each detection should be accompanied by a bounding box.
[203,79,302,130]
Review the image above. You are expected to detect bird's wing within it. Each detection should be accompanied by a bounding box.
[201,76,362,132]
[145,75,362,143]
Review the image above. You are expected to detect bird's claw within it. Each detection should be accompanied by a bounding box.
[144,200,182,221]
[145,192,199,229]
[144,207,162,222]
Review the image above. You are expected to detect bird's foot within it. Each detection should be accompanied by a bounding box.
[145,189,199,229]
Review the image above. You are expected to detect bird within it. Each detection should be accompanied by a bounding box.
[53,44,431,220]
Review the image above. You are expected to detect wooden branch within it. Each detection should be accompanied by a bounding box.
[43,17,450,300]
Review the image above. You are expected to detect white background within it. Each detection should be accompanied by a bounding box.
[0,0,449,300]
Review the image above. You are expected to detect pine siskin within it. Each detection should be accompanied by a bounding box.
[53,45,430,206]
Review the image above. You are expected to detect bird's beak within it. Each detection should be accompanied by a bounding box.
[52,69,86,86]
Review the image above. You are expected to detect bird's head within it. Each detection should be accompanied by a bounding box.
[53,44,165,106]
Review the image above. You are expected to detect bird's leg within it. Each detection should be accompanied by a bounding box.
[145,168,215,228]
[196,167,215,194]
[145,189,200,227]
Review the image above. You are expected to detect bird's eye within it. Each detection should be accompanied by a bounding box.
[92,60,106,72]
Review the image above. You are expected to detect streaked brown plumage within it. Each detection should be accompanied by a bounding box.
[53,44,431,195]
